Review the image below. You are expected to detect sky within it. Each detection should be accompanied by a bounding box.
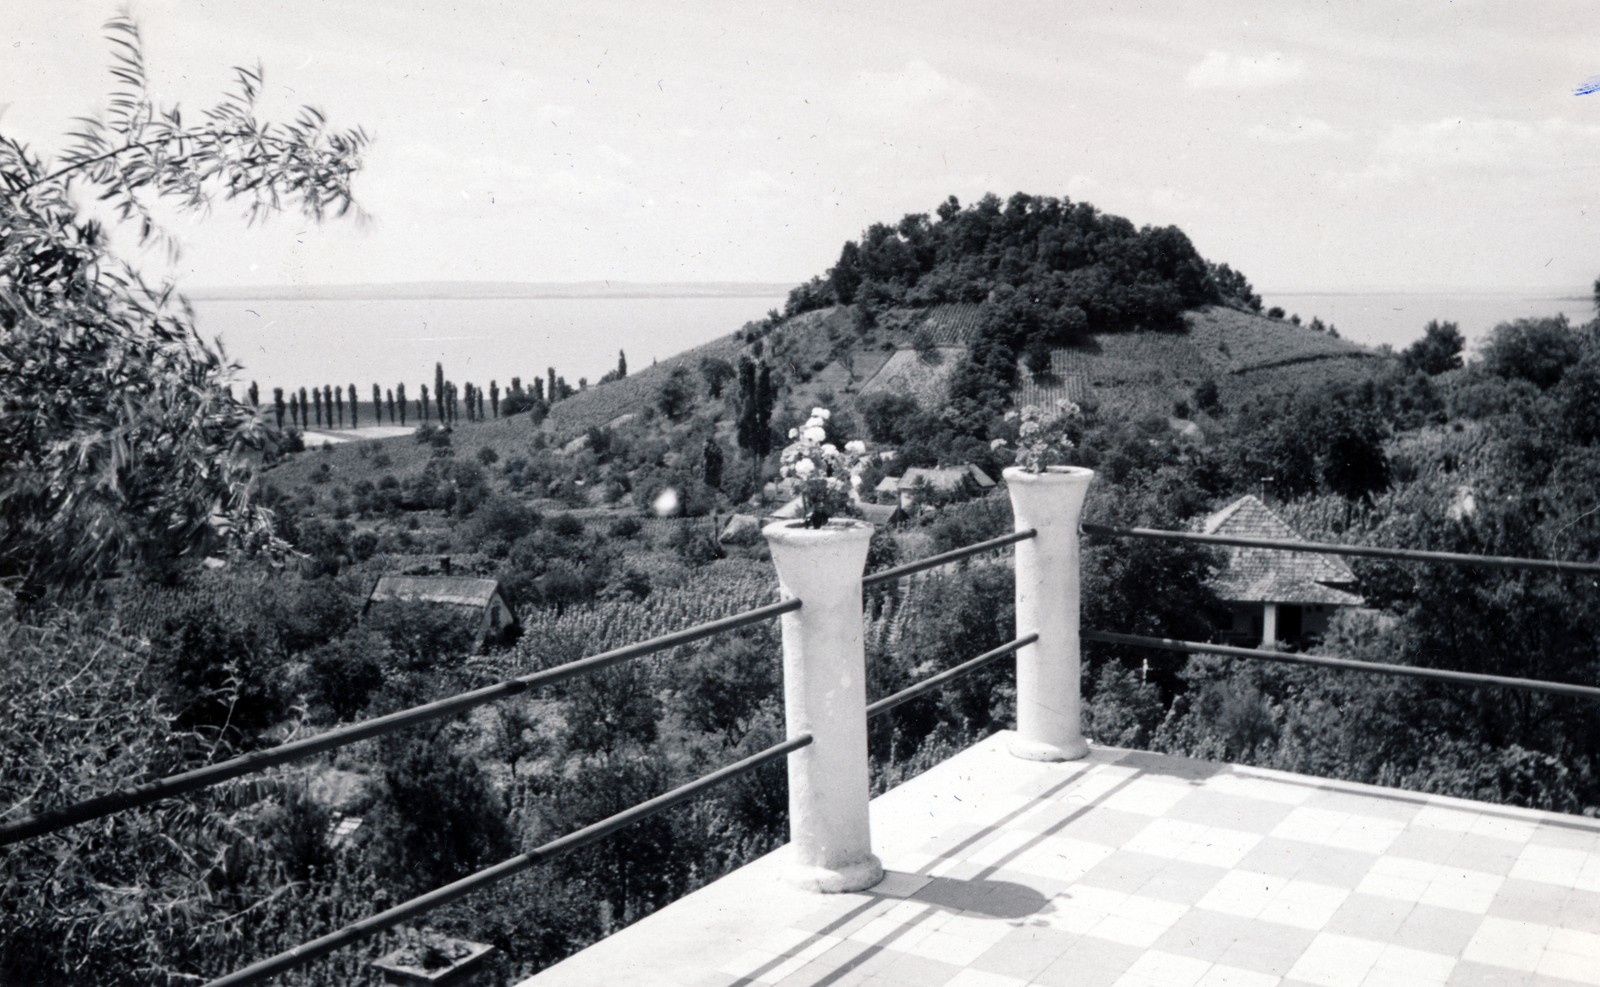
[5,1,1599,295]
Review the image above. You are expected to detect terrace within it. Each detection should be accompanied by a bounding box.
[521,737,1600,987]
[6,467,1599,987]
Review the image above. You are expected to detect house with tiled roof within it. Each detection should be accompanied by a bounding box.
[1202,495,1363,645]
[364,574,520,651]
[882,465,995,512]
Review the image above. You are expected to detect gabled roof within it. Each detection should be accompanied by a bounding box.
[1202,495,1363,606]
[856,503,907,526]
[368,576,504,608]
[898,465,995,491]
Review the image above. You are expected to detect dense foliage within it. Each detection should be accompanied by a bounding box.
[786,192,1260,333]
[0,17,366,598]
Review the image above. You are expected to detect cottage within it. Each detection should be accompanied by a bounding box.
[883,465,995,511]
[364,575,521,650]
[1202,495,1363,646]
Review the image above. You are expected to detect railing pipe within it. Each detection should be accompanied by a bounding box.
[204,733,813,987]
[0,598,800,847]
[1004,466,1095,761]
[867,634,1038,719]
[860,529,1036,587]
[1080,523,1600,575]
[1084,630,1600,701]
[764,519,884,893]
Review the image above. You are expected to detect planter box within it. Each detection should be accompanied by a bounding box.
[371,939,495,986]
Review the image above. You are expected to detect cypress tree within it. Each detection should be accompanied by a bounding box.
[755,362,775,457]
[617,349,627,379]
[289,393,299,429]
[534,377,545,402]
[477,387,485,420]
[313,387,322,427]
[735,357,758,456]
[273,388,285,430]
[490,380,499,418]
[387,388,396,424]
[332,385,343,428]
[373,384,382,425]
[248,381,260,407]
[547,367,556,404]
[397,383,407,425]
[435,362,446,423]
[420,384,430,423]
[348,384,358,428]
[300,388,309,428]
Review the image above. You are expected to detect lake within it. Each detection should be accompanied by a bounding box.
[1260,290,1592,353]
[193,288,1593,397]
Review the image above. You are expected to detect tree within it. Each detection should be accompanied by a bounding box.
[703,437,725,490]
[247,381,260,406]
[396,382,408,425]
[272,387,286,430]
[617,349,628,379]
[387,387,396,423]
[435,362,447,422]
[657,366,695,421]
[420,384,430,422]
[372,383,381,425]
[330,384,341,427]
[348,383,358,428]
[1403,320,1465,375]
[312,386,322,426]
[1481,316,1581,389]
[490,379,500,417]
[699,356,735,398]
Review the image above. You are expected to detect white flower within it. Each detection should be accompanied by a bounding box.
[811,407,831,420]
[1019,420,1040,438]
[1003,410,1019,422]
[788,427,798,438]
[821,443,838,456]
[850,473,862,487]
[803,426,826,443]
[990,438,1008,449]
[845,440,866,455]
[793,457,816,477]
[652,487,680,517]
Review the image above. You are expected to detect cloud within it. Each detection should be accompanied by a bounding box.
[1185,50,1305,89]
[846,60,984,117]
[1249,117,1341,143]
[1377,116,1600,170]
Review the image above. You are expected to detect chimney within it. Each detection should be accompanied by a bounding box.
[439,556,452,576]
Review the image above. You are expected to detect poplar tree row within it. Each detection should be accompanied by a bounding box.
[257,351,627,433]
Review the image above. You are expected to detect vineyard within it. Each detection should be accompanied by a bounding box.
[917,303,985,345]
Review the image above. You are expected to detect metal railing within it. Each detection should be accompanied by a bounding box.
[1082,522,1600,701]
[206,733,812,987]
[1084,630,1600,702]
[30,493,1600,986]
[1081,522,1600,574]
[0,598,801,848]
[868,634,1037,719]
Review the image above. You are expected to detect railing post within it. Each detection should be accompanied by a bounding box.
[763,519,883,893]
[1003,466,1095,761]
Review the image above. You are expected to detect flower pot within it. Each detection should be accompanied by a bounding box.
[762,517,883,892]
[1004,465,1094,761]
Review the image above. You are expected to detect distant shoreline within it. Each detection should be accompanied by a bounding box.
[187,281,800,302]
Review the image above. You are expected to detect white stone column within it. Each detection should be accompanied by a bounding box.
[1003,466,1095,761]
[763,519,884,893]
[1262,603,1278,646]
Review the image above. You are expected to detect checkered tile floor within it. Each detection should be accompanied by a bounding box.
[521,733,1600,987]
